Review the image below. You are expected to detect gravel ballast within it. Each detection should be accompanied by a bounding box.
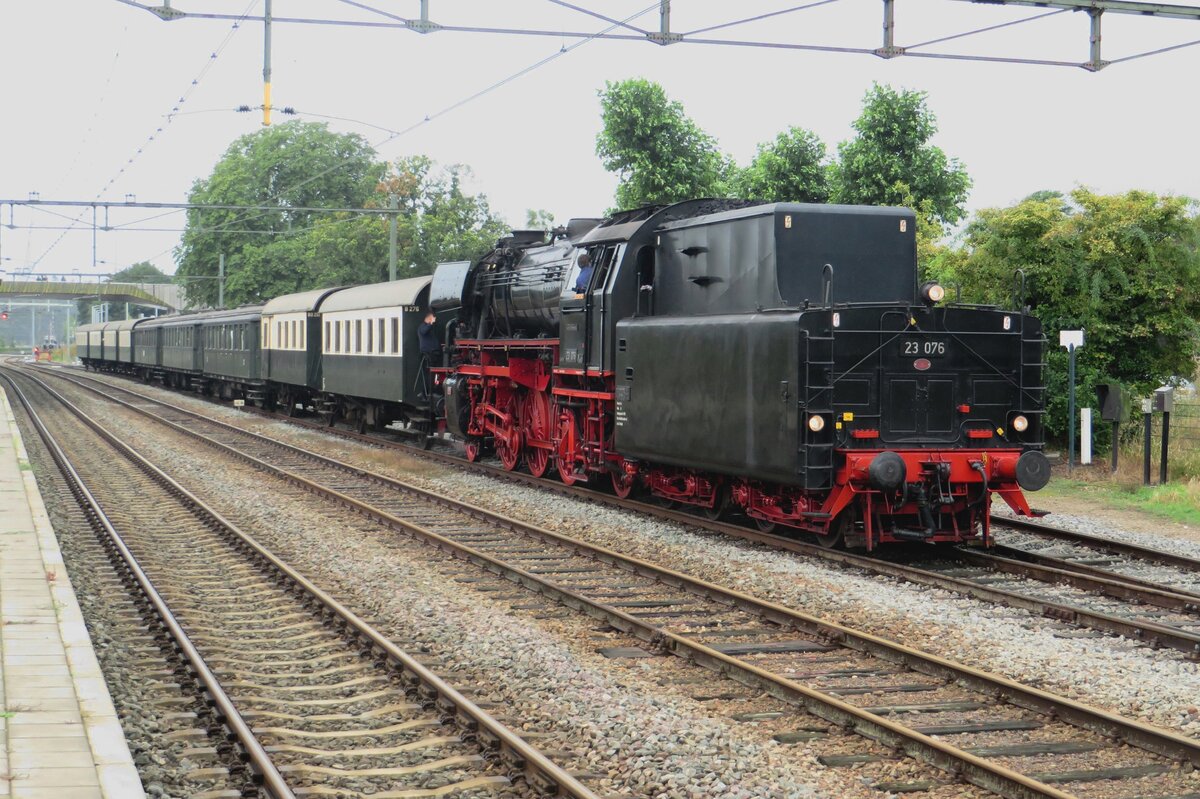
[47,371,1200,768]
[44,377,931,799]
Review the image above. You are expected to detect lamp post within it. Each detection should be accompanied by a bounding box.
[1060,330,1085,473]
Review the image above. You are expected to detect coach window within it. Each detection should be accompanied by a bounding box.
[390,317,399,354]
[354,320,361,353]
[324,321,331,352]
[366,319,374,353]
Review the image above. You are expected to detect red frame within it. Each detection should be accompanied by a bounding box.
[444,338,1041,550]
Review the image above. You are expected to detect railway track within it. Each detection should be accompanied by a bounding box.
[993,515,1200,596]
[1,368,599,799]
[38,364,1200,659]
[19,364,1200,799]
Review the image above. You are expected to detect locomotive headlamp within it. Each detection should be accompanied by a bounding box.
[808,414,826,433]
[1012,414,1029,433]
[920,282,945,305]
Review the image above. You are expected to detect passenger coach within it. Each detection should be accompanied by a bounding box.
[316,276,436,434]
[261,287,344,414]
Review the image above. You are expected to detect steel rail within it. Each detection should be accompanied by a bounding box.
[989,543,1200,602]
[45,366,1200,656]
[2,368,600,799]
[25,367,1200,798]
[997,515,1200,573]
[959,547,1200,610]
[40,366,1200,654]
[0,373,295,798]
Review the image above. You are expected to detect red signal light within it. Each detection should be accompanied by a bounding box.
[0,312,7,320]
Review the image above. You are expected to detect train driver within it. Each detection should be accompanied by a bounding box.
[573,252,594,294]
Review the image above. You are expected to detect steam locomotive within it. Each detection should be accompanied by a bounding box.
[432,199,1049,550]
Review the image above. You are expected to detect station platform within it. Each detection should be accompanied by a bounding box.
[0,388,143,798]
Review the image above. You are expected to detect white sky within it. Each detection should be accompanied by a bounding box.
[1,1,1197,280]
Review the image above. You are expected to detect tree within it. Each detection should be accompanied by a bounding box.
[958,188,1200,438]
[595,79,730,210]
[525,209,556,231]
[175,121,380,307]
[110,261,172,284]
[77,261,173,321]
[209,156,509,304]
[732,126,830,204]
[832,84,970,228]
[382,156,510,277]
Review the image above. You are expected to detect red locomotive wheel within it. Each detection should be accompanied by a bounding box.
[522,391,552,478]
[464,439,482,462]
[701,484,728,520]
[611,467,635,498]
[495,397,522,472]
[556,410,586,485]
[816,509,854,549]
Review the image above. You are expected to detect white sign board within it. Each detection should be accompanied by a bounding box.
[1059,330,1085,349]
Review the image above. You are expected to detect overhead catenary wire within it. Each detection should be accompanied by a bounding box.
[140,1,663,267]
[28,0,259,273]
[46,25,130,197]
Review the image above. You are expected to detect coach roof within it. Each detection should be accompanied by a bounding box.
[321,276,431,314]
[263,286,346,316]
[140,306,263,328]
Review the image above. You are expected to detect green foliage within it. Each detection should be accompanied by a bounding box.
[731,126,830,204]
[832,84,970,228]
[525,209,556,231]
[175,123,507,306]
[388,157,510,275]
[110,261,171,284]
[595,79,969,235]
[595,79,730,210]
[77,261,172,321]
[958,188,1200,439]
[175,120,380,307]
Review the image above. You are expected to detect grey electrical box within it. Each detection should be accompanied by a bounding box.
[1095,382,1131,423]
[1155,386,1175,413]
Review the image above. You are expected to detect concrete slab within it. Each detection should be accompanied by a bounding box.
[0,388,144,798]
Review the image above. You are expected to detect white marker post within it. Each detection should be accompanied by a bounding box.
[1080,407,1092,465]
[1060,330,1085,473]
